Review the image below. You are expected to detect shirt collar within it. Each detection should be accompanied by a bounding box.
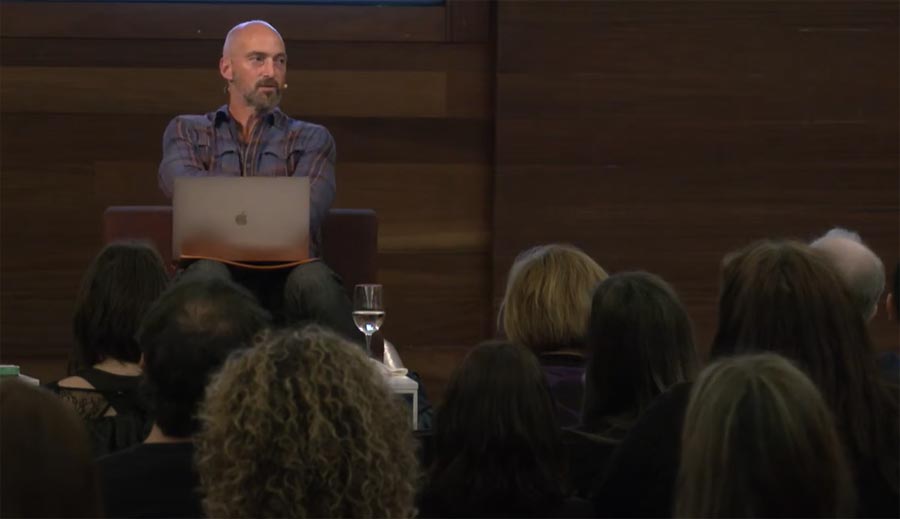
[214,105,287,129]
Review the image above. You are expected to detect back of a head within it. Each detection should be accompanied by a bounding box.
[809,228,885,320]
[196,326,417,518]
[582,271,698,436]
[72,241,169,367]
[0,380,100,518]
[711,240,898,496]
[676,354,854,517]
[500,244,608,354]
[427,341,565,515]
[137,277,271,437]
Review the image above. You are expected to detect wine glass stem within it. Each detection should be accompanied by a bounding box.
[365,332,373,357]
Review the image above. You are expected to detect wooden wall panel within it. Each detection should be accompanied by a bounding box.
[0,2,445,42]
[495,1,899,352]
[0,2,494,398]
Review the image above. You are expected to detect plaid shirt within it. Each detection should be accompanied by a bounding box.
[158,105,336,256]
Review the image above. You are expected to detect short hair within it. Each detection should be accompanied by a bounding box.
[422,341,566,516]
[136,277,271,437]
[676,353,854,517]
[712,240,898,488]
[582,272,698,437]
[499,244,608,354]
[196,326,417,518]
[810,227,885,320]
[0,380,100,517]
[72,241,169,367]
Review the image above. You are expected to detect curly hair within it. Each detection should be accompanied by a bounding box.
[499,244,608,354]
[195,325,418,518]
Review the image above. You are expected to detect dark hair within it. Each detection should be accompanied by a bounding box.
[72,241,169,368]
[582,272,698,438]
[137,277,271,437]
[0,379,101,517]
[711,240,898,489]
[422,341,566,517]
[676,353,854,517]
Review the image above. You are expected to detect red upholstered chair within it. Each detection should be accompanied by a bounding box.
[102,206,378,291]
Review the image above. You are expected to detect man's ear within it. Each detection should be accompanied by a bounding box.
[887,292,896,322]
[219,56,233,82]
[139,354,146,370]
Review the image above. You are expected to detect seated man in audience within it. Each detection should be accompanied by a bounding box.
[881,262,900,381]
[810,227,885,321]
[159,19,358,341]
[97,278,271,518]
[810,227,897,380]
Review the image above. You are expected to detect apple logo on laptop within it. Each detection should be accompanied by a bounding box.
[235,211,248,226]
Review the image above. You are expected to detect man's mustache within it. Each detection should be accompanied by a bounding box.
[256,80,281,90]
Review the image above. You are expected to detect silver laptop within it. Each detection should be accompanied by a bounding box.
[172,177,310,263]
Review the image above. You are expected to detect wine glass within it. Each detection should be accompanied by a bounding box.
[353,284,384,357]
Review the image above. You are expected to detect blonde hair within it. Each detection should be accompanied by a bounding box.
[676,353,854,517]
[500,244,607,353]
[195,326,419,518]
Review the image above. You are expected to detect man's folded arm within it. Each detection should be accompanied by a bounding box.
[158,117,211,198]
[294,125,336,241]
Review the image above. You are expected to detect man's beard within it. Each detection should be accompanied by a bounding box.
[244,87,281,112]
[237,77,282,112]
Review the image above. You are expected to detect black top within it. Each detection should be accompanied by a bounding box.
[46,368,151,456]
[98,442,202,519]
[591,382,690,518]
[561,427,619,499]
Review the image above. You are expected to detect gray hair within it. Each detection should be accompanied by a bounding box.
[810,227,885,320]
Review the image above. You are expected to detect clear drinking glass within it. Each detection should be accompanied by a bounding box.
[353,284,385,357]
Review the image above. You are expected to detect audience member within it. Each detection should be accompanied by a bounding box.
[420,341,590,518]
[565,272,698,497]
[97,278,271,518]
[195,326,418,518]
[46,241,170,455]
[675,353,854,517]
[1,379,101,517]
[810,227,885,321]
[593,240,899,518]
[879,261,900,381]
[499,244,608,426]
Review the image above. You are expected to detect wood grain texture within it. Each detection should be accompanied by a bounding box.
[0,3,495,392]
[2,67,450,118]
[0,2,446,42]
[494,0,899,351]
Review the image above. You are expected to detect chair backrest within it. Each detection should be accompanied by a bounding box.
[103,206,378,291]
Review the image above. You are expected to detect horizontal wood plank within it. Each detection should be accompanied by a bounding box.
[0,3,446,42]
[0,39,491,71]
[1,67,450,118]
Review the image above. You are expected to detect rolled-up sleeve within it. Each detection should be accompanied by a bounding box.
[158,117,210,198]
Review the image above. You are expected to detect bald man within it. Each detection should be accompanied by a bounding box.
[810,227,885,321]
[158,21,358,342]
